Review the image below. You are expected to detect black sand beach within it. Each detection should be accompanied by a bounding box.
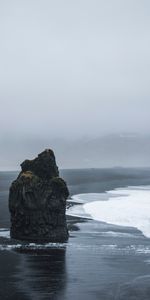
[1,168,150,300]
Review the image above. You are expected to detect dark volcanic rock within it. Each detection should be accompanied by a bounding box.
[9,149,69,242]
[21,149,59,180]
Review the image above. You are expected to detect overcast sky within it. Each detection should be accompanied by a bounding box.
[0,0,150,140]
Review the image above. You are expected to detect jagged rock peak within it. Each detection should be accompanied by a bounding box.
[20,149,59,180]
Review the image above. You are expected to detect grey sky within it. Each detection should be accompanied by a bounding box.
[0,0,150,139]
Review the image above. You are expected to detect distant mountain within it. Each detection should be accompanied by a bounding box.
[0,134,150,170]
[54,134,150,168]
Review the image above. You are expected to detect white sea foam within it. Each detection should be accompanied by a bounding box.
[99,231,140,238]
[0,229,10,239]
[71,193,106,203]
[66,204,91,219]
[0,243,66,251]
[0,229,66,251]
[83,187,150,238]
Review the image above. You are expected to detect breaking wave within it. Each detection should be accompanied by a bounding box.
[83,186,150,238]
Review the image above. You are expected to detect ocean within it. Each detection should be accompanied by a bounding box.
[1,168,150,299]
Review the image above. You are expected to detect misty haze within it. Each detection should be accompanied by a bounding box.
[0,0,150,170]
[1,134,150,170]
[0,1,150,300]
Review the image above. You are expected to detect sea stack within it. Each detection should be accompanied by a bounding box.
[9,149,69,242]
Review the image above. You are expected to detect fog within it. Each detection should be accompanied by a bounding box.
[0,1,150,169]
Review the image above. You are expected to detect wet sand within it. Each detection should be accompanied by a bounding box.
[1,169,150,299]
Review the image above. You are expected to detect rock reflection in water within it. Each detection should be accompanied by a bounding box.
[16,248,67,300]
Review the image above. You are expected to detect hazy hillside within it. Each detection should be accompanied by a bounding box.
[0,134,150,170]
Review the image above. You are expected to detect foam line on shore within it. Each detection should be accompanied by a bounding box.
[83,187,150,238]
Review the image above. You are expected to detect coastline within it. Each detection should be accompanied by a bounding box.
[0,168,150,299]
